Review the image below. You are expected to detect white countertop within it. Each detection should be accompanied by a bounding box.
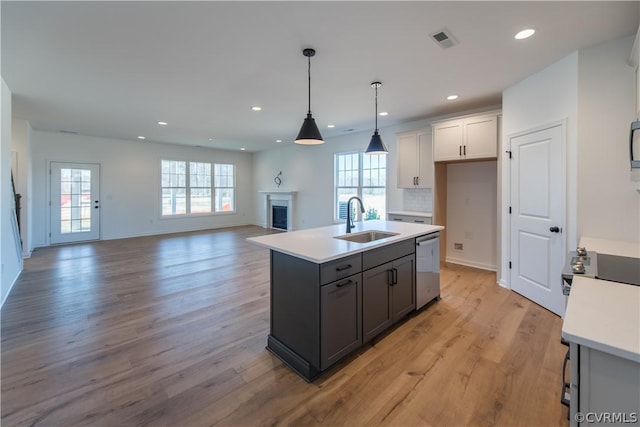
[579,236,640,258]
[562,276,640,363]
[247,220,443,263]
[387,211,433,218]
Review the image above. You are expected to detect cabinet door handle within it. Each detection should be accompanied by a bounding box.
[416,176,419,186]
[336,279,353,288]
[393,268,398,285]
[463,145,466,156]
[459,145,462,156]
[387,269,394,286]
[335,264,352,272]
[414,220,424,223]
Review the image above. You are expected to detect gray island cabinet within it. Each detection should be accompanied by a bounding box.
[247,220,444,381]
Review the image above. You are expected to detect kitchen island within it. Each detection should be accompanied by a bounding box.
[248,220,443,380]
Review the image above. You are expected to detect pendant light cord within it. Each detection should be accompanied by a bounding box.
[374,84,378,131]
[307,55,312,114]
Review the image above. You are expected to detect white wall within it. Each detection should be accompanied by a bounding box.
[446,161,497,270]
[30,130,255,247]
[501,52,579,286]
[253,121,428,230]
[501,35,638,286]
[12,119,32,256]
[1,77,24,307]
[577,35,638,242]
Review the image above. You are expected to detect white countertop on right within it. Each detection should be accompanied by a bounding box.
[562,275,640,362]
[579,237,640,258]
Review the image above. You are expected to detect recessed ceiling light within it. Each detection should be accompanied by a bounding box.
[157,121,168,126]
[327,124,335,128]
[240,147,246,151]
[276,139,282,143]
[251,106,262,111]
[379,112,388,116]
[447,95,459,100]
[208,138,213,141]
[515,28,535,40]
[137,136,146,140]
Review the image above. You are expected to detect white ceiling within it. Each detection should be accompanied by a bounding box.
[2,1,639,152]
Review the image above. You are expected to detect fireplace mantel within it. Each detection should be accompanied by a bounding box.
[259,191,297,231]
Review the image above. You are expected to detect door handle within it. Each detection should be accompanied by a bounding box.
[549,226,561,233]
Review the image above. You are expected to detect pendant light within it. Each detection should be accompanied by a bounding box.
[365,81,387,154]
[295,48,324,145]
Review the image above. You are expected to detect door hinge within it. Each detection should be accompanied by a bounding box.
[508,206,512,214]
[505,150,512,159]
[509,261,512,269]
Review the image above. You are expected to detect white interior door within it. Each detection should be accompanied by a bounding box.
[510,124,565,316]
[50,162,100,244]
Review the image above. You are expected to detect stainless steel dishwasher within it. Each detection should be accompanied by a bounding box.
[416,232,440,309]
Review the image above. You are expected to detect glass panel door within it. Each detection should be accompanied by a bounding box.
[50,162,100,244]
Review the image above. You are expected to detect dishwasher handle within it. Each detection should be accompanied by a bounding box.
[416,233,440,245]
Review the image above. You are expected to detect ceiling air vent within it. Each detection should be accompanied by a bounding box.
[430,29,457,49]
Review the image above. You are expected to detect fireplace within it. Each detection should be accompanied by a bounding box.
[259,191,297,231]
[272,206,288,230]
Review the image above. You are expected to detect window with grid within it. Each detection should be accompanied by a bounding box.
[161,160,235,216]
[334,152,386,222]
[214,163,235,212]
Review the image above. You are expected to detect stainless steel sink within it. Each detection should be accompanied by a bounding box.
[334,230,399,243]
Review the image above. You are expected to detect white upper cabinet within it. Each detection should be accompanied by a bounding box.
[433,113,499,162]
[396,130,433,189]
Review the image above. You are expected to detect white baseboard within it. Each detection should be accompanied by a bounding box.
[445,256,497,272]
[1,268,22,310]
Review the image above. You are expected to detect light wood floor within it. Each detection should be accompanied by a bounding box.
[2,226,568,426]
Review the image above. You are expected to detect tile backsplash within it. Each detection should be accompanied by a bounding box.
[403,188,433,212]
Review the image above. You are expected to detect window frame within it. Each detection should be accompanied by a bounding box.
[333,151,387,223]
[213,163,236,214]
[160,159,236,217]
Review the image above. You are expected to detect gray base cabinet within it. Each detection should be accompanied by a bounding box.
[321,274,362,369]
[363,254,415,343]
[267,238,421,381]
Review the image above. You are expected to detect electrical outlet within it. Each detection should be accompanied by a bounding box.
[454,243,463,251]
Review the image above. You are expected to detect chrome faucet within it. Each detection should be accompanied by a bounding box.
[346,196,365,234]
